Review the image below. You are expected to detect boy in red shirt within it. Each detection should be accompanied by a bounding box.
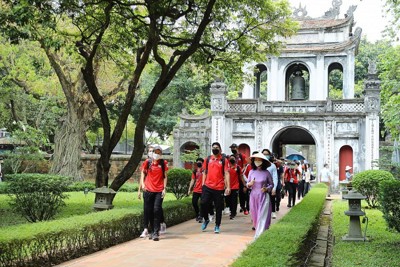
[138,146,168,241]
[201,142,230,234]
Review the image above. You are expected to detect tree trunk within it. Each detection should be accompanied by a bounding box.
[50,107,91,180]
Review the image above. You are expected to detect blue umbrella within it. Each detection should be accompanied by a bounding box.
[286,154,305,161]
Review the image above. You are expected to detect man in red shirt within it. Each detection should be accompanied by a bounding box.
[201,142,230,234]
[138,146,168,241]
[229,143,249,215]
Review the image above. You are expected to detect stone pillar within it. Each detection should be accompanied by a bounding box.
[344,50,356,99]
[363,61,381,169]
[210,81,227,150]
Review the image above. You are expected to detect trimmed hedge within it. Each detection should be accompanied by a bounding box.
[232,183,327,267]
[379,179,400,232]
[6,174,72,222]
[352,170,395,208]
[167,168,192,200]
[0,198,192,267]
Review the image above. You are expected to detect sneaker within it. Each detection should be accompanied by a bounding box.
[160,223,167,234]
[214,226,220,234]
[287,204,292,208]
[272,212,276,219]
[152,233,159,241]
[201,220,210,231]
[209,214,214,222]
[223,207,230,215]
[196,216,202,222]
[240,208,243,213]
[276,207,280,212]
[244,210,249,215]
[140,229,148,238]
[229,216,234,220]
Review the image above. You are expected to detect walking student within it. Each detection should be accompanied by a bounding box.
[284,161,300,208]
[138,146,168,241]
[201,142,230,234]
[226,154,243,220]
[188,158,205,222]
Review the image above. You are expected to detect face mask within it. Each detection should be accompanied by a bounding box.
[254,160,262,167]
[231,149,237,154]
[148,152,153,158]
[265,155,271,161]
[152,153,161,160]
[229,159,236,164]
[212,149,219,155]
[197,162,202,167]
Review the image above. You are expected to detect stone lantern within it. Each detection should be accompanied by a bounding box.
[342,190,367,241]
[92,186,117,211]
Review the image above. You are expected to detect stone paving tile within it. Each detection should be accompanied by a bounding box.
[58,196,300,267]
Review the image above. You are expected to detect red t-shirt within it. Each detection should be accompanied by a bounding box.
[203,155,229,190]
[229,165,241,190]
[141,159,168,192]
[191,168,203,193]
[243,164,252,179]
[234,153,247,169]
[284,168,300,184]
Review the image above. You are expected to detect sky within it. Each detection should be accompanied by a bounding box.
[290,0,392,42]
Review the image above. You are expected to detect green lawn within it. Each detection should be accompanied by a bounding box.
[332,200,400,267]
[0,191,176,228]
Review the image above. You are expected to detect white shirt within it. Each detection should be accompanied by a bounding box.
[267,163,278,191]
[320,167,331,182]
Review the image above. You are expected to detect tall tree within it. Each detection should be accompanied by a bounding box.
[1,0,297,194]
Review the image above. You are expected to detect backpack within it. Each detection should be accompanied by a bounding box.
[145,158,166,178]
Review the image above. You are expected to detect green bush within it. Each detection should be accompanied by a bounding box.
[0,199,192,267]
[352,170,395,208]
[118,182,139,192]
[7,174,72,222]
[167,168,191,200]
[379,179,400,232]
[67,181,96,192]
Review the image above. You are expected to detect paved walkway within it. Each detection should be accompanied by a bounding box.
[58,196,296,267]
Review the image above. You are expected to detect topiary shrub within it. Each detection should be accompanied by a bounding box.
[352,170,395,208]
[7,174,72,222]
[167,168,191,200]
[379,179,400,232]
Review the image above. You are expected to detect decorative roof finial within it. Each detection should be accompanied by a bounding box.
[322,0,342,19]
[293,3,308,19]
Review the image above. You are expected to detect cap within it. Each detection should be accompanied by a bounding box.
[153,145,163,153]
[229,143,238,148]
[345,166,352,171]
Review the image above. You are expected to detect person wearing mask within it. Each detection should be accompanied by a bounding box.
[262,149,278,219]
[201,142,230,234]
[246,152,274,239]
[188,158,206,222]
[284,161,301,208]
[225,143,247,216]
[138,146,168,241]
[226,154,243,220]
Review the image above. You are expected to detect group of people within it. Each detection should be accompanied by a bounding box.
[137,142,315,241]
